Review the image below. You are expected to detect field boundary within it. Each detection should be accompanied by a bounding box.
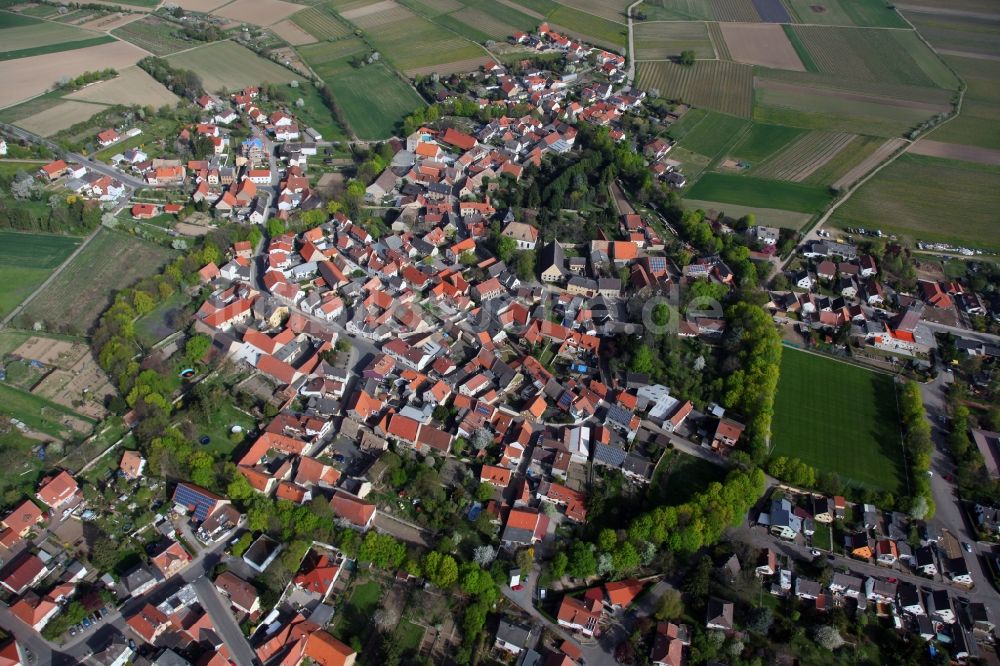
[0,227,99,328]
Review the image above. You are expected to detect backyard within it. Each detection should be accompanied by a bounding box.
[771,348,907,495]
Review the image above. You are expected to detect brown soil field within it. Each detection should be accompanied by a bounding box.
[908,139,1000,165]
[215,0,302,25]
[934,49,1000,62]
[0,40,147,108]
[755,78,952,113]
[169,0,231,11]
[832,137,905,189]
[270,18,316,45]
[720,23,804,71]
[175,221,212,236]
[33,353,114,420]
[13,337,81,366]
[341,0,398,20]
[66,66,180,107]
[78,12,139,31]
[405,55,494,77]
[16,100,107,136]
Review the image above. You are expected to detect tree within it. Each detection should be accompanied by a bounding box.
[567,541,596,578]
[597,528,618,552]
[654,589,683,621]
[515,251,535,281]
[516,547,535,572]
[813,625,845,651]
[497,235,516,262]
[473,545,496,566]
[549,551,568,579]
[184,334,212,366]
[746,606,773,635]
[475,482,495,502]
[678,50,696,66]
[684,555,712,599]
[423,551,459,588]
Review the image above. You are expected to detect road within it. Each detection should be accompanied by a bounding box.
[1,123,148,190]
[921,320,1000,345]
[625,0,642,84]
[191,575,259,666]
[0,226,101,327]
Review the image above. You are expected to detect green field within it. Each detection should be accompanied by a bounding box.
[326,63,425,138]
[771,348,906,494]
[166,41,299,92]
[683,199,811,229]
[784,0,907,27]
[0,9,42,27]
[685,173,834,212]
[749,130,855,181]
[729,123,807,163]
[298,37,367,79]
[17,229,175,334]
[0,232,82,317]
[926,54,1000,150]
[634,21,715,60]
[333,581,381,642]
[0,19,114,60]
[637,60,753,117]
[547,4,627,48]
[673,110,751,156]
[798,134,885,186]
[291,3,352,40]
[286,81,349,142]
[830,153,1000,251]
[0,383,95,438]
[639,0,713,21]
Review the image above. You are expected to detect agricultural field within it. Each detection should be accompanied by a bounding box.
[904,11,1000,59]
[829,154,1000,252]
[749,130,855,181]
[800,134,887,187]
[634,21,715,60]
[685,172,833,212]
[15,100,108,136]
[752,74,953,137]
[719,22,803,70]
[0,12,111,60]
[283,80,349,142]
[430,0,537,43]
[637,60,753,116]
[0,40,146,108]
[10,335,115,421]
[0,231,81,318]
[326,63,424,138]
[214,0,303,26]
[298,37,368,79]
[169,0,229,11]
[728,123,805,163]
[786,25,961,88]
[65,66,179,107]
[17,229,175,334]
[111,15,198,56]
[908,140,1000,166]
[782,0,907,28]
[546,4,627,48]
[639,0,713,21]
[683,199,811,229]
[270,19,316,45]
[166,41,299,92]
[771,348,907,495]
[0,383,94,441]
[334,1,487,73]
[925,55,1000,150]
[289,3,352,41]
[671,109,751,157]
[552,0,631,23]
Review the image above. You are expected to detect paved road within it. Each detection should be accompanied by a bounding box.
[0,226,101,327]
[625,0,642,84]
[922,321,1000,345]
[191,575,259,666]
[1,124,148,189]
[729,523,1000,617]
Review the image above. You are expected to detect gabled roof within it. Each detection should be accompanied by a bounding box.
[329,491,375,528]
[304,630,356,666]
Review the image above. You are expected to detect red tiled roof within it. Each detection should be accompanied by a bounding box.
[329,491,375,528]
[304,630,356,666]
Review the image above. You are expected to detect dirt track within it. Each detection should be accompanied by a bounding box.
[832,138,905,189]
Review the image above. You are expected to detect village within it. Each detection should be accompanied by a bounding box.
[0,17,998,666]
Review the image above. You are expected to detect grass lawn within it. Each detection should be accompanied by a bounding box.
[333,581,381,642]
[0,383,95,438]
[180,402,256,457]
[0,427,48,506]
[771,348,906,494]
[829,153,1000,252]
[685,173,834,213]
[136,291,189,348]
[656,451,728,505]
[395,621,424,657]
[812,524,832,551]
[17,229,175,335]
[0,231,82,317]
[327,63,424,139]
[729,123,806,164]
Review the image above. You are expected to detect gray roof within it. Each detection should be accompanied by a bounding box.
[593,442,626,467]
[496,620,532,648]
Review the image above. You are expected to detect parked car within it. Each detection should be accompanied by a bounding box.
[81,618,91,628]
[69,626,78,637]
[963,542,973,553]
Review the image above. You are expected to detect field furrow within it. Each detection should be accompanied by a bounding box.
[752,130,855,180]
[637,60,753,117]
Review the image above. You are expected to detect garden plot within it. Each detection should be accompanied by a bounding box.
[720,22,803,70]
[12,338,114,421]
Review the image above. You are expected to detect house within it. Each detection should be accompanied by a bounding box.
[480,464,512,489]
[10,592,58,631]
[875,539,898,565]
[329,491,376,531]
[794,578,821,601]
[557,595,602,637]
[126,603,170,644]
[926,589,954,624]
[650,622,688,666]
[121,564,159,598]
[764,498,800,540]
[39,160,68,180]
[813,498,834,524]
[303,630,357,666]
[711,418,743,455]
[898,583,924,615]
[915,545,936,576]
[501,221,539,250]
[501,507,548,546]
[0,552,47,594]
[215,571,260,615]
[150,539,190,579]
[947,557,973,586]
[0,500,44,545]
[294,552,342,599]
[829,573,863,598]
[603,579,644,608]
[172,482,229,522]
[705,598,733,631]
[120,451,146,480]
[131,203,158,219]
[755,549,777,577]
[539,242,566,282]
[845,533,872,560]
[97,128,120,146]
[35,470,79,512]
[495,620,532,655]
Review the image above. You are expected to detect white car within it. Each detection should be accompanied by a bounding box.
[809,549,821,557]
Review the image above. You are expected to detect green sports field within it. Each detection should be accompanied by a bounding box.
[0,231,82,318]
[771,348,907,494]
